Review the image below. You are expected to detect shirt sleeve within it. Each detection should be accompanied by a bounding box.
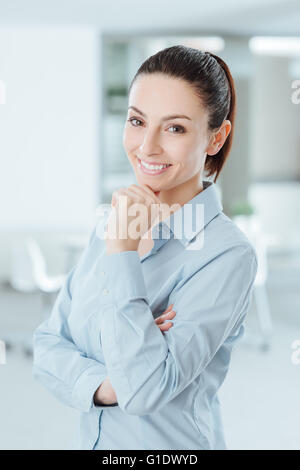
[32,225,117,413]
[98,242,258,416]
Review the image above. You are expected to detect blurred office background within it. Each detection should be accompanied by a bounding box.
[0,0,300,450]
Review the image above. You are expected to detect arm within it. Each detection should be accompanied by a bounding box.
[93,306,176,405]
[97,243,258,415]
[32,223,175,412]
[32,226,117,413]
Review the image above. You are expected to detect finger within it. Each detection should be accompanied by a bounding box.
[164,303,174,313]
[157,304,174,319]
[111,188,126,207]
[127,185,154,205]
[112,188,138,207]
[128,185,163,228]
[130,184,160,204]
[159,322,173,332]
[154,305,173,322]
[155,309,176,325]
[155,310,176,323]
[118,188,139,200]
[158,321,173,332]
[142,184,162,203]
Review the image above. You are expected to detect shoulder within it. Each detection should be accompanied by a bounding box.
[208,211,255,247]
[221,213,257,266]
[186,211,258,276]
[172,213,258,305]
[208,211,256,256]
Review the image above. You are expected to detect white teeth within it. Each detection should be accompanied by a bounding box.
[139,159,170,170]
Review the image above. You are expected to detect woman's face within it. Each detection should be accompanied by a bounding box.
[123,73,222,201]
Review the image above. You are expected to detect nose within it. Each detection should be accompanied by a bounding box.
[139,127,162,158]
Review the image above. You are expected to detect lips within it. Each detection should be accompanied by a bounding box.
[137,157,172,176]
[138,157,172,168]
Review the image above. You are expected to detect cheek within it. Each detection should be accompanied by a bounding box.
[123,127,138,151]
[167,139,189,163]
[172,147,205,176]
[170,140,197,166]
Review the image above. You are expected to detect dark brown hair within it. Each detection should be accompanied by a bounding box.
[128,45,236,182]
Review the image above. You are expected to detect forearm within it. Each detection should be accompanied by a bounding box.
[32,315,109,412]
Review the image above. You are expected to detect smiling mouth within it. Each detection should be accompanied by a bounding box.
[137,157,172,175]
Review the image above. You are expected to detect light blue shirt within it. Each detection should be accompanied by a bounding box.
[32,181,258,450]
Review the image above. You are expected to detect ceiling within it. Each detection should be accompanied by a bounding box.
[0,0,299,36]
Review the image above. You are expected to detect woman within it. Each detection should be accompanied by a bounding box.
[32,45,258,450]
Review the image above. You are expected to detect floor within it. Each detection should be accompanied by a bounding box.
[0,252,299,450]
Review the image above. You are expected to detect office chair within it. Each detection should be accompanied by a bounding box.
[8,237,66,356]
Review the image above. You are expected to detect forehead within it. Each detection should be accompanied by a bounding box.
[129,73,207,120]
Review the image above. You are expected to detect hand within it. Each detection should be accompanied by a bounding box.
[93,376,117,406]
[155,303,176,335]
[93,304,176,406]
[105,184,162,254]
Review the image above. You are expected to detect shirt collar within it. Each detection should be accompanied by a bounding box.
[151,180,223,247]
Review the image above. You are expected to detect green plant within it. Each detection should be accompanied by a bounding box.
[230,200,255,217]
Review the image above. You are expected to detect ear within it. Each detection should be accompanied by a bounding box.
[206,120,231,156]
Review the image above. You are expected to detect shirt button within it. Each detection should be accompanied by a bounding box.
[102,288,109,295]
[100,271,106,276]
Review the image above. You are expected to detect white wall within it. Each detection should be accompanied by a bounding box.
[250,54,300,181]
[249,182,300,253]
[0,26,100,232]
[0,27,100,280]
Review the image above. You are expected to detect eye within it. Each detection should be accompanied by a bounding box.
[127,117,186,134]
[127,117,143,127]
[168,125,186,134]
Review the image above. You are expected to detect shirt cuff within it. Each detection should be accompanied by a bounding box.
[72,364,112,413]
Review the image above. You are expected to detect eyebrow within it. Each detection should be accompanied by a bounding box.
[128,106,192,121]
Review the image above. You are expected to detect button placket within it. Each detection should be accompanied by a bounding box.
[99,269,109,295]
